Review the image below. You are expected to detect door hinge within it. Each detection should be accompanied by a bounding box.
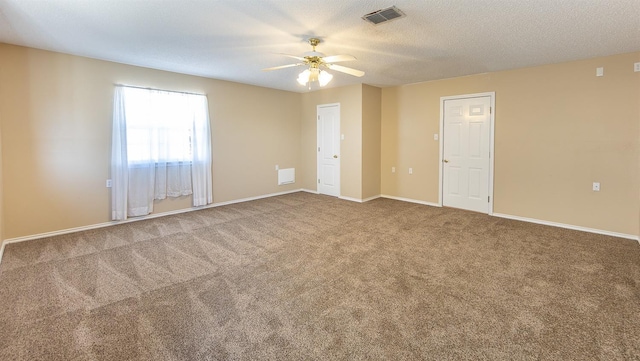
[318,115,320,120]
[490,107,492,114]
[318,179,320,184]
[488,196,490,202]
[318,147,320,152]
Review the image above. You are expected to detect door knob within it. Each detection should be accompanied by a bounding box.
[333,155,338,158]
[443,159,449,163]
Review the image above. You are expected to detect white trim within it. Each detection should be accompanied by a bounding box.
[488,94,495,216]
[362,195,382,202]
[4,190,635,267]
[0,189,305,263]
[0,243,6,269]
[337,195,380,203]
[317,103,341,197]
[438,102,443,207]
[209,189,302,208]
[381,195,441,208]
[338,196,363,203]
[439,92,495,215]
[492,213,639,241]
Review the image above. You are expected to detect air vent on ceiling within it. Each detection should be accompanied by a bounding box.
[362,6,405,25]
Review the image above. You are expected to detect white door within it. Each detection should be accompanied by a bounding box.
[442,96,491,213]
[317,104,340,197]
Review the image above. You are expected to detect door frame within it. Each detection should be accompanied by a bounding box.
[438,92,495,214]
[317,103,341,196]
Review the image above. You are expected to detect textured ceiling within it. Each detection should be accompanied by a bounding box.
[1,0,639,93]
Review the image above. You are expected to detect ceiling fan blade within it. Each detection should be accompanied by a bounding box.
[262,63,303,71]
[326,64,365,77]
[322,54,357,63]
[277,53,306,61]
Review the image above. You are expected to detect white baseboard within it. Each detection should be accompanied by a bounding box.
[305,191,380,203]
[362,195,382,202]
[380,194,441,208]
[338,196,362,203]
[3,191,636,267]
[210,189,303,207]
[492,213,639,241]
[338,195,381,203]
[0,189,306,251]
[377,196,638,242]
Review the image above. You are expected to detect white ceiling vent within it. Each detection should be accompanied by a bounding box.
[362,6,406,25]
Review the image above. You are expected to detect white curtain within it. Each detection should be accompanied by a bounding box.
[111,86,213,220]
[111,87,128,220]
[190,95,213,206]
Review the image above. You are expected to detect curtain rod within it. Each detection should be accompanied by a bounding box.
[114,83,206,96]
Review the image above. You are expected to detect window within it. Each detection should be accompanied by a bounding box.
[111,85,213,220]
[123,87,195,164]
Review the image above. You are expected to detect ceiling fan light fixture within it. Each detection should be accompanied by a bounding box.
[309,67,320,83]
[267,37,361,88]
[318,70,333,87]
[297,69,311,85]
[297,67,333,87]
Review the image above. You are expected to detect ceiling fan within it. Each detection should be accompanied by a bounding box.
[263,38,365,87]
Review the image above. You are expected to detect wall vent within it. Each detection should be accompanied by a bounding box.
[362,6,406,25]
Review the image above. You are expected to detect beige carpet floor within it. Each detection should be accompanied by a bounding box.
[0,192,638,360]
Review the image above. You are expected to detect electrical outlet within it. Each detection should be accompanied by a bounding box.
[409,168,413,175]
[106,179,112,188]
[635,62,640,72]
[596,67,604,77]
[275,165,279,171]
[391,167,395,173]
[592,182,600,192]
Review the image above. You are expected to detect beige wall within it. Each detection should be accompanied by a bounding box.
[0,115,3,241]
[362,85,381,200]
[382,76,491,202]
[0,43,301,239]
[300,84,363,199]
[1,42,637,240]
[300,84,382,201]
[382,52,640,236]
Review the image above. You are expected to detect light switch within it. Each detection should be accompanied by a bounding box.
[391,167,395,173]
[341,134,345,140]
[434,134,439,141]
[409,168,413,175]
[596,67,604,77]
